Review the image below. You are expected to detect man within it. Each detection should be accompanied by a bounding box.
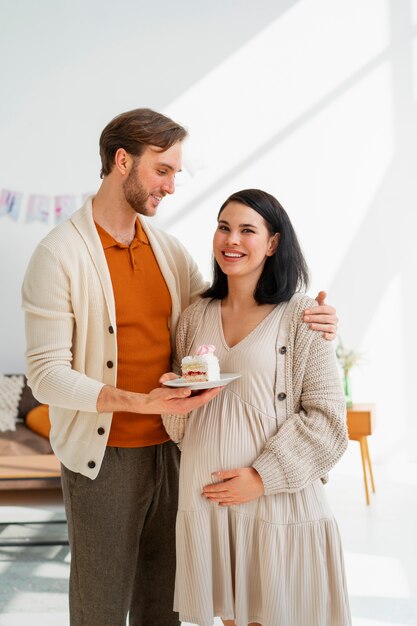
[22,108,338,626]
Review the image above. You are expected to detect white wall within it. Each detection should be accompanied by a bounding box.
[1,0,416,462]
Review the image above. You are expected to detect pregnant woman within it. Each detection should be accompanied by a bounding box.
[162,189,351,626]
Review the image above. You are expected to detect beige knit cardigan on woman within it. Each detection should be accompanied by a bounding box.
[162,294,348,495]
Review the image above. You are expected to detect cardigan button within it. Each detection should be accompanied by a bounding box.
[108,326,114,334]
[97,427,105,435]
[88,461,96,469]
[279,346,287,354]
[106,360,114,368]
[278,392,287,401]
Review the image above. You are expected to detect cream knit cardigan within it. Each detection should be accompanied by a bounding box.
[21,197,206,479]
[162,295,348,495]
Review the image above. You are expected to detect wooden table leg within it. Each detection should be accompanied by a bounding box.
[364,436,376,493]
[347,404,376,505]
[358,436,370,505]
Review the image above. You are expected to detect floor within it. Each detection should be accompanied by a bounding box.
[0,445,416,626]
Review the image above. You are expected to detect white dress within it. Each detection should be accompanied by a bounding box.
[174,300,351,626]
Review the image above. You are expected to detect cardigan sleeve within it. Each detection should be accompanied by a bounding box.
[21,243,104,411]
[252,325,348,495]
[161,302,196,444]
[188,251,209,304]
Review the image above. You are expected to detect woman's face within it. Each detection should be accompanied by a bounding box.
[213,201,278,281]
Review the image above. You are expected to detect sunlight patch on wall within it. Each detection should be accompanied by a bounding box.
[163,0,391,213]
[157,0,394,283]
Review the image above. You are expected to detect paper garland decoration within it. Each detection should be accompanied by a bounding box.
[55,195,78,224]
[26,195,51,224]
[0,188,95,225]
[0,189,24,221]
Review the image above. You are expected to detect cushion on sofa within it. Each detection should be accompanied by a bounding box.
[26,404,51,439]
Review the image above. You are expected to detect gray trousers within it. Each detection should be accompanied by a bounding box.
[61,441,181,626]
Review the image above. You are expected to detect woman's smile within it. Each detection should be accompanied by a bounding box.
[213,201,278,279]
[221,249,246,261]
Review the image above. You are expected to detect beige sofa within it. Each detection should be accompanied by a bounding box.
[0,375,60,490]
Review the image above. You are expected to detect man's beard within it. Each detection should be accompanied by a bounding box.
[123,168,150,215]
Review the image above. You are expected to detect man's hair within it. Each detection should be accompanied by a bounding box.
[99,108,188,178]
[203,189,310,305]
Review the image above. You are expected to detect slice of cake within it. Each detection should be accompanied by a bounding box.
[181,344,220,383]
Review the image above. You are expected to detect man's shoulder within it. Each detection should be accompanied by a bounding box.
[34,204,92,252]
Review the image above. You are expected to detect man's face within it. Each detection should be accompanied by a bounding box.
[123,142,182,216]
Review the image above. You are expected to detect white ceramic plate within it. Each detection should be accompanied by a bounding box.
[162,373,241,390]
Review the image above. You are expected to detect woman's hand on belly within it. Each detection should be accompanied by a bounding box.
[201,467,265,506]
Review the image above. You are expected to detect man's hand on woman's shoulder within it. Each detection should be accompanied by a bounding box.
[302,290,338,341]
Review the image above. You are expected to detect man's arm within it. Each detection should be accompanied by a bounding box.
[96,383,221,415]
[303,290,338,340]
[22,243,221,416]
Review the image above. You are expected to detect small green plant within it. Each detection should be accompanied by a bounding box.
[336,337,365,407]
[336,337,365,377]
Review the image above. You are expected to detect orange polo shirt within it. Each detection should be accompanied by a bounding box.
[96,220,172,447]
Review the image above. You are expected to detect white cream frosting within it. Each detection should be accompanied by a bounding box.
[181,349,220,381]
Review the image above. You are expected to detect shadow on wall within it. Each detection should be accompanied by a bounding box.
[161,0,415,336]
[159,0,417,458]
[0,0,298,117]
[329,0,416,344]
[329,0,417,456]
[136,0,299,109]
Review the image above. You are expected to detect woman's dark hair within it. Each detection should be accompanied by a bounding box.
[203,189,309,304]
[99,108,187,178]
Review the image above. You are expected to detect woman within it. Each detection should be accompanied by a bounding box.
[162,189,351,626]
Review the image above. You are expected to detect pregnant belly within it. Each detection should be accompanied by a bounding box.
[178,406,277,509]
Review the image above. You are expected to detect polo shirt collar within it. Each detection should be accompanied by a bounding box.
[96,218,149,249]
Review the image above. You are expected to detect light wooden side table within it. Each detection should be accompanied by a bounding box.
[346,403,376,505]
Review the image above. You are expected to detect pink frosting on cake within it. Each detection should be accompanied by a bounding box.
[195,344,216,356]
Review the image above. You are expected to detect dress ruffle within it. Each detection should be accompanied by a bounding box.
[175,483,350,626]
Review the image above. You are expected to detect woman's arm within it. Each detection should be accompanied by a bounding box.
[203,322,348,504]
[160,302,199,444]
[252,332,348,494]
